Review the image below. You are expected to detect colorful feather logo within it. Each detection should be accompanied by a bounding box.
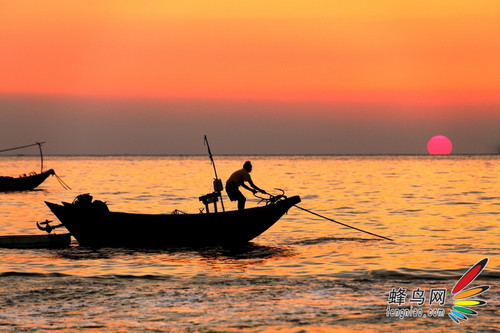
[448,258,489,324]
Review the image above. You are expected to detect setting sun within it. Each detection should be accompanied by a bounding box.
[427,135,453,155]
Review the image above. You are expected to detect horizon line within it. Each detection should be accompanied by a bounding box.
[1,153,499,157]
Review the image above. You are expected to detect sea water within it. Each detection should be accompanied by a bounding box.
[0,155,498,332]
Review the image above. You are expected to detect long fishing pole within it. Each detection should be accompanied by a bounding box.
[204,135,225,212]
[294,205,393,241]
[0,142,46,153]
[204,136,219,179]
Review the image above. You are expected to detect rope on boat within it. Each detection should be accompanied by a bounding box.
[54,172,71,190]
[294,205,394,242]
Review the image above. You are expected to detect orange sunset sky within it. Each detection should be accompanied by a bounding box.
[1,1,499,154]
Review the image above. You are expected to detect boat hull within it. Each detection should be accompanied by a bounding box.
[0,169,54,192]
[45,196,301,247]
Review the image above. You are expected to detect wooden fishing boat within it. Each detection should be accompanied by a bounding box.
[0,233,71,249]
[45,194,301,248]
[0,142,64,192]
[0,169,55,192]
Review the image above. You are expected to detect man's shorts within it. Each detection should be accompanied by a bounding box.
[226,181,245,202]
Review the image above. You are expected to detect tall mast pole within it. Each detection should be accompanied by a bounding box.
[0,142,46,174]
[37,142,44,173]
[204,135,225,212]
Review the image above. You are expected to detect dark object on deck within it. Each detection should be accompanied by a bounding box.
[0,233,71,249]
[45,194,301,248]
[0,169,55,192]
[199,192,223,213]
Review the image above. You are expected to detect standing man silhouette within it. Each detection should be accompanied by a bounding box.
[226,161,267,210]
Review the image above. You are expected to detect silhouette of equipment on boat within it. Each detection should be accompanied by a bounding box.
[0,142,70,192]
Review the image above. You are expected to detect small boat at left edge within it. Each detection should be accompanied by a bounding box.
[0,169,55,192]
[0,142,64,192]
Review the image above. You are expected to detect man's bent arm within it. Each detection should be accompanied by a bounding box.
[242,184,255,193]
[248,181,266,194]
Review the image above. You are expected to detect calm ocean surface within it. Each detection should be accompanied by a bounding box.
[0,155,498,332]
